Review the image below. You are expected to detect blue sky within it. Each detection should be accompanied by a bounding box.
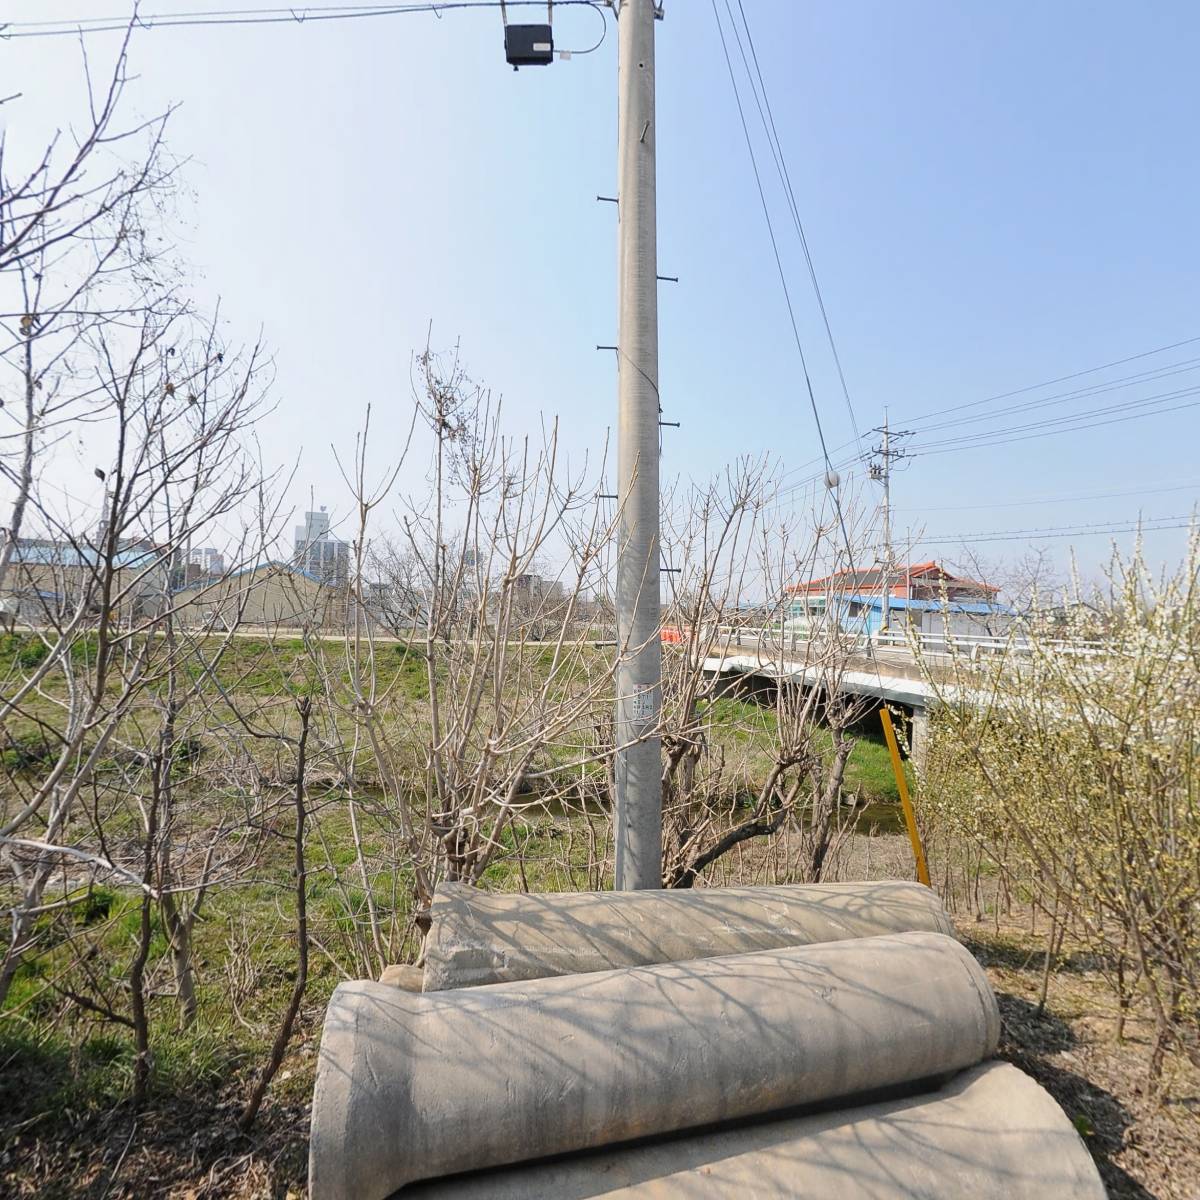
[3,1,1197,588]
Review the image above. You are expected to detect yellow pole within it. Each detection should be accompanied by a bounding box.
[880,707,931,887]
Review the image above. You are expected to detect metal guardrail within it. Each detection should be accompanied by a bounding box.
[698,623,1108,661]
[874,629,1107,658]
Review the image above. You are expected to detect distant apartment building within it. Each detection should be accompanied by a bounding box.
[294,507,350,586]
[507,572,570,639]
[189,546,226,576]
[513,573,566,607]
[174,546,227,588]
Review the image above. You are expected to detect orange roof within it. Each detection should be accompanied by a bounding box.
[788,561,998,596]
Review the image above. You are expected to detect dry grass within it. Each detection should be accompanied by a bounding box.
[964,919,1200,1200]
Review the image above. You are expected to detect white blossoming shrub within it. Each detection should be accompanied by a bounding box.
[919,533,1199,1081]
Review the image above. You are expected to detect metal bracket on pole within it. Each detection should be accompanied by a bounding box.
[612,1,664,16]
[658,420,680,428]
[656,274,678,283]
[597,195,619,204]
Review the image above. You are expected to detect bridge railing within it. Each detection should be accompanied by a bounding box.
[694,623,1108,662]
[694,624,874,662]
[874,629,1109,659]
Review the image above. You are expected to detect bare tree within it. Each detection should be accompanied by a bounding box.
[945,545,1063,636]
[308,347,620,963]
[1,25,177,593]
[0,298,279,1008]
[240,694,313,1131]
[656,460,875,888]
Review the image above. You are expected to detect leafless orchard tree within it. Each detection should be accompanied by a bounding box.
[0,25,178,594]
[0,301,279,1012]
[336,427,882,913]
[942,545,1065,637]
[655,461,876,888]
[294,348,620,977]
[0,28,294,1020]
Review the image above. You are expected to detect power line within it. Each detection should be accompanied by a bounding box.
[922,516,1194,544]
[900,332,1200,426]
[0,1,602,39]
[764,447,865,512]
[926,513,1192,539]
[894,479,1200,513]
[723,0,863,452]
[775,334,1200,491]
[3,3,416,23]
[912,391,1200,457]
[766,383,1200,511]
[911,356,1200,435]
[771,437,860,492]
[916,381,1200,448]
[766,336,1200,514]
[709,0,861,579]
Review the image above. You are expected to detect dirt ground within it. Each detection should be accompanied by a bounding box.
[960,920,1200,1200]
[4,875,1197,1198]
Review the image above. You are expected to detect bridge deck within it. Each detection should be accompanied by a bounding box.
[700,643,943,710]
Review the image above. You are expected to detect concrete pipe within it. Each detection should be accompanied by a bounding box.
[402,1060,1106,1199]
[309,931,999,1200]
[423,879,955,991]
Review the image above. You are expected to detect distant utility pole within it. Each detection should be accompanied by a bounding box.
[868,412,912,634]
[613,0,663,890]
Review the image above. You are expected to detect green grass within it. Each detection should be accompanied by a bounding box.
[1,628,916,1136]
[0,631,102,671]
[702,694,906,807]
[0,860,346,1133]
[843,730,907,805]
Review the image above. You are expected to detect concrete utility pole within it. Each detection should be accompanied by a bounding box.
[869,412,912,635]
[613,0,663,890]
[879,412,893,633]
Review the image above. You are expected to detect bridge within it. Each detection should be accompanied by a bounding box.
[696,625,1104,762]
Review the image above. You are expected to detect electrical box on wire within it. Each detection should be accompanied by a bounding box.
[505,25,554,67]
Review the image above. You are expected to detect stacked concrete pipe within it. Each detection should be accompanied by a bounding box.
[402,1061,1106,1199]
[309,881,1106,1199]
[422,879,956,990]
[310,931,1000,1199]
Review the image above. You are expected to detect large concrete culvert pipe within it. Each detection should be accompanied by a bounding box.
[422,879,956,991]
[400,1061,1107,1199]
[309,931,999,1200]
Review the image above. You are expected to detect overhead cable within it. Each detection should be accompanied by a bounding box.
[922,516,1194,544]
[724,0,863,453]
[0,1,602,38]
[901,332,1200,426]
[709,0,862,580]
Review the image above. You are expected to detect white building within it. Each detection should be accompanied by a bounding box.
[188,546,225,575]
[294,507,350,586]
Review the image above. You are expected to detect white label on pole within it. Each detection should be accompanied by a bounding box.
[631,688,656,726]
[533,42,552,51]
